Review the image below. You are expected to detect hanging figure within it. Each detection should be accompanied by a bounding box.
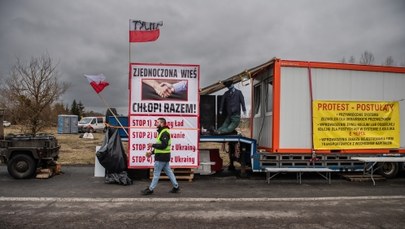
[215,80,246,135]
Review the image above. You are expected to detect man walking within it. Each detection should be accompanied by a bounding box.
[141,117,180,195]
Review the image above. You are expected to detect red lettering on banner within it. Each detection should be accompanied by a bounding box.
[175,120,184,126]
[132,143,147,151]
[317,103,349,111]
[132,131,147,138]
[132,156,146,163]
[356,103,394,112]
[133,119,146,126]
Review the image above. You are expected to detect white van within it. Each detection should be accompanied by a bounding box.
[78,116,105,133]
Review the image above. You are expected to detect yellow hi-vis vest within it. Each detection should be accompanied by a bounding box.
[154,128,171,154]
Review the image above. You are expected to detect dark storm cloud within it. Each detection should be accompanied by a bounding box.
[1,0,404,114]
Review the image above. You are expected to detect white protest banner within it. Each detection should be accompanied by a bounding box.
[128,115,199,168]
[128,63,200,168]
[130,63,199,115]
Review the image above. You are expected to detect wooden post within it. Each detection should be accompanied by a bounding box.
[239,142,247,178]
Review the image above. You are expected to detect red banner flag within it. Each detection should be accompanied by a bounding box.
[129,20,163,42]
[84,74,110,94]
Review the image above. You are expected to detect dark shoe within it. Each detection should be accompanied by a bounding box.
[169,186,180,193]
[141,188,153,195]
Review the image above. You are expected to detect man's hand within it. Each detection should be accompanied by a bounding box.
[143,79,174,98]
[154,84,173,98]
[145,151,152,158]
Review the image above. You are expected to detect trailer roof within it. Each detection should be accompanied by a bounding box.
[200,58,276,95]
[200,58,405,95]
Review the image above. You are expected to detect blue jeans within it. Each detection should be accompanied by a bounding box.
[149,161,179,191]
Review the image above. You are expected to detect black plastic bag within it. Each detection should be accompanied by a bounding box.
[96,127,127,173]
[105,171,133,185]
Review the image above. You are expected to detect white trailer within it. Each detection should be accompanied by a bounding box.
[201,58,405,177]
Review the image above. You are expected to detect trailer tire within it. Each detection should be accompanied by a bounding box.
[378,162,399,179]
[7,154,37,179]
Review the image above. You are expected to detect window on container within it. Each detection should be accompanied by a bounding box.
[253,84,261,116]
[265,79,273,113]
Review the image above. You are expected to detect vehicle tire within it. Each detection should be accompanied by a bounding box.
[378,162,399,178]
[7,154,37,179]
[89,127,95,133]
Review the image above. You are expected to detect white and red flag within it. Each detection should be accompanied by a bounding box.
[129,20,163,42]
[84,74,110,94]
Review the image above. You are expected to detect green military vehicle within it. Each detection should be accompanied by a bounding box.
[0,133,60,179]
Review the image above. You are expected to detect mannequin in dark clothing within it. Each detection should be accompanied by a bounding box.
[216,80,246,135]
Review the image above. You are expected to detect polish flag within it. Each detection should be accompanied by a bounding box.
[129,20,163,42]
[84,74,110,94]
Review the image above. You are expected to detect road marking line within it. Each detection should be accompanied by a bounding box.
[1,196,405,202]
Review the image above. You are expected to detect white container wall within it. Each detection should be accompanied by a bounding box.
[278,67,405,149]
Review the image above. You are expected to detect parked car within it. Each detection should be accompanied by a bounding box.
[3,121,11,127]
[78,116,105,133]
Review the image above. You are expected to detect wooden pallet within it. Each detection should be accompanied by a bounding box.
[36,168,53,179]
[149,168,194,182]
[342,174,386,182]
[35,163,62,179]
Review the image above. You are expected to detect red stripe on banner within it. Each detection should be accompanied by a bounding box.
[90,81,109,94]
[129,30,160,42]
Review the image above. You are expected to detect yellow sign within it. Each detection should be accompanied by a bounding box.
[313,100,400,150]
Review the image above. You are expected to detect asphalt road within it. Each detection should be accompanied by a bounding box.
[1,165,405,228]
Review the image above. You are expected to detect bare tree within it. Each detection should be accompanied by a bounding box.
[3,54,70,135]
[383,56,395,66]
[50,102,70,126]
[359,51,375,65]
[348,56,356,64]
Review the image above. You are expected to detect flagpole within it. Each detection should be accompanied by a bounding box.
[128,19,132,138]
[97,93,129,137]
[129,19,132,90]
[129,41,131,89]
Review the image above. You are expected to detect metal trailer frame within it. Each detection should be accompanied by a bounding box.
[352,157,405,185]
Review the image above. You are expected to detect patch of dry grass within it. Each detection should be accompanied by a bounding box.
[56,132,105,164]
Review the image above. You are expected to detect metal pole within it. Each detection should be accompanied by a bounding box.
[97,93,129,137]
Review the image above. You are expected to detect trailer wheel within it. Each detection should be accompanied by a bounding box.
[378,162,399,178]
[7,154,37,179]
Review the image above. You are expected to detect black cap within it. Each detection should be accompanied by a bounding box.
[223,80,233,88]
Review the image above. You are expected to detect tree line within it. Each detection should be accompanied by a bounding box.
[340,51,405,66]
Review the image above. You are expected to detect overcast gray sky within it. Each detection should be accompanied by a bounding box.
[1,0,404,115]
